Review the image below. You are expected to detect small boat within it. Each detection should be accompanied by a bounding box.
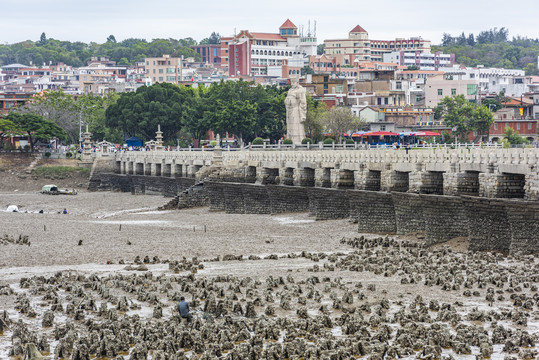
[41,184,77,195]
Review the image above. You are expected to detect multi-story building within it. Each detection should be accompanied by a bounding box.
[144,55,183,85]
[383,51,455,71]
[190,44,221,65]
[0,93,32,114]
[221,19,317,77]
[425,74,479,108]
[324,25,431,63]
[443,65,529,97]
[78,63,128,94]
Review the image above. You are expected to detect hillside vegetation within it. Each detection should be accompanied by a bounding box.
[434,28,539,75]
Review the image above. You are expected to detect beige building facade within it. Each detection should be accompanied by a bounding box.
[425,74,478,108]
[145,55,182,85]
[324,25,431,64]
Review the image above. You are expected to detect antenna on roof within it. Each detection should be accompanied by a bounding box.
[307,20,311,37]
[314,21,317,37]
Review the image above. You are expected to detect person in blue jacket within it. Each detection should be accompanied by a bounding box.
[177,296,192,323]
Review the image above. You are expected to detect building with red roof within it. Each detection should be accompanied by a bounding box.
[324,25,432,65]
[220,19,317,78]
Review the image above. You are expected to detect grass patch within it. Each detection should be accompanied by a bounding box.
[32,166,90,179]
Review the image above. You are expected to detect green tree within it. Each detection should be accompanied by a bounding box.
[304,95,325,142]
[482,98,503,112]
[301,66,315,75]
[435,95,494,142]
[0,118,21,148]
[5,113,66,151]
[39,32,47,45]
[322,107,364,143]
[503,127,529,145]
[107,35,117,43]
[16,90,80,143]
[105,83,187,142]
[200,32,221,45]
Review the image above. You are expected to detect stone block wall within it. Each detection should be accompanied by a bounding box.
[421,194,468,245]
[222,183,245,214]
[308,188,349,220]
[392,192,426,235]
[205,181,225,211]
[506,200,539,253]
[351,191,397,234]
[465,197,512,252]
[87,158,116,191]
[266,186,310,214]
[243,184,272,214]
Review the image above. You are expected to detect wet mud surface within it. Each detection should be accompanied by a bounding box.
[0,192,538,359]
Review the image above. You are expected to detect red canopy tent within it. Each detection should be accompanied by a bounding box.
[364,131,399,136]
[414,131,441,136]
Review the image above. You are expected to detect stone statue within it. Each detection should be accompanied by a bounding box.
[285,77,306,144]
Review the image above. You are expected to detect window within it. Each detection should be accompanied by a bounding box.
[384,98,389,105]
[437,89,443,96]
[528,122,532,130]
[336,85,343,93]
[451,88,456,95]
[416,95,422,102]
[159,69,163,74]
[159,77,163,81]
[517,123,520,130]
[380,125,386,131]
[494,123,498,130]
[467,84,477,95]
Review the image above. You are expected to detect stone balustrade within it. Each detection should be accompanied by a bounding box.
[110,148,539,200]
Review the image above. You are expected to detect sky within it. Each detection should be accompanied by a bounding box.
[2,0,538,46]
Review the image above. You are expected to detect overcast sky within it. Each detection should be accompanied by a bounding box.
[2,0,538,45]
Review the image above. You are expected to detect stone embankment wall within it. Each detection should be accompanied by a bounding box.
[90,173,195,197]
[205,181,538,253]
[89,172,538,253]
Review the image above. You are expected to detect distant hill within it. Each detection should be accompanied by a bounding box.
[0,34,210,67]
[433,28,539,75]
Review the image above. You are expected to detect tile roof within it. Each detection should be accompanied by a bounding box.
[250,32,286,41]
[350,25,367,33]
[279,19,297,29]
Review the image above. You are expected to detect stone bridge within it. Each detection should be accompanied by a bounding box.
[107,148,539,200]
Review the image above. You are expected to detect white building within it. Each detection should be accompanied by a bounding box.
[383,51,454,71]
[442,65,529,97]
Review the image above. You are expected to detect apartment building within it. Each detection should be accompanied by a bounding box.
[383,51,454,71]
[221,19,317,77]
[324,25,431,63]
[190,44,221,65]
[78,63,128,94]
[425,74,479,108]
[442,65,529,97]
[144,55,183,85]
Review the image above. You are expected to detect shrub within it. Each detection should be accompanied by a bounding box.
[301,138,313,144]
[23,145,31,152]
[345,139,354,144]
[323,138,335,144]
[282,139,293,144]
[44,152,51,158]
[252,137,264,145]
[65,152,73,158]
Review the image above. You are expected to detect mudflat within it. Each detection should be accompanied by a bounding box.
[0,191,537,359]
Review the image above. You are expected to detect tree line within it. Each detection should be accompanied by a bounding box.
[0,80,370,150]
[435,28,539,75]
[0,32,221,68]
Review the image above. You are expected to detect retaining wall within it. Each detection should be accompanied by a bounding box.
[350,191,397,234]
[308,188,349,220]
[91,174,538,253]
